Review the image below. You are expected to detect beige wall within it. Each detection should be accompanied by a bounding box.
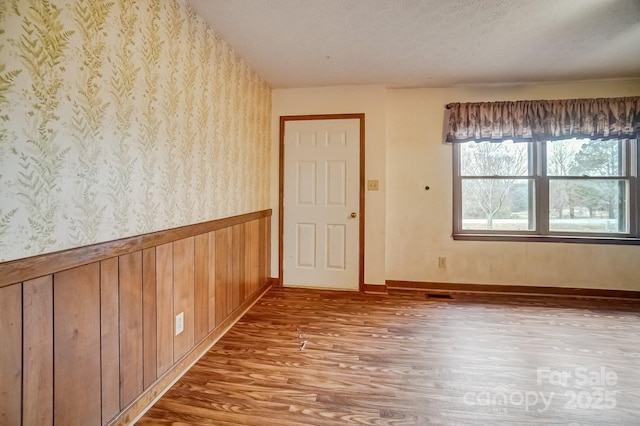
[386,79,640,291]
[272,80,640,291]
[271,86,387,285]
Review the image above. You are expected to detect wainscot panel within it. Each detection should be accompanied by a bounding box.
[0,209,272,425]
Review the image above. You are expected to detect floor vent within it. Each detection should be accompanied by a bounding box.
[425,293,453,299]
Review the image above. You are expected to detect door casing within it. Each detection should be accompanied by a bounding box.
[279,114,365,291]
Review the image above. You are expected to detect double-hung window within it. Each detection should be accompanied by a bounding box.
[448,97,640,244]
[453,139,638,242]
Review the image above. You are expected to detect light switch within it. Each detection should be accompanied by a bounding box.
[367,180,379,191]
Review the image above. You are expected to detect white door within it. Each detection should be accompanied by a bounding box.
[283,118,361,290]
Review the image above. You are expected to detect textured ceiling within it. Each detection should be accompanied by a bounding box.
[186,0,640,89]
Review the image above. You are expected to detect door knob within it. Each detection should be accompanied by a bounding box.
[350,212,357,218]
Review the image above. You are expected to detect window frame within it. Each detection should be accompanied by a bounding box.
[452,138,640,245]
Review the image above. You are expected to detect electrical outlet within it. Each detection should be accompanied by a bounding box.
[438,257,446,268]
[367,180,379,191]
[175,312,184,336]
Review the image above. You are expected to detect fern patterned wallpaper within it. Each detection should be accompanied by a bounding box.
[0,0,271,262]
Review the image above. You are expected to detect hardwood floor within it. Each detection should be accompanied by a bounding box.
[137,288,640,425]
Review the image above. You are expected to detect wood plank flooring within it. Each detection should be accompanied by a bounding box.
[137,288,640,425]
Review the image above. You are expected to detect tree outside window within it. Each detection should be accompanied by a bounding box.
[455,138,636,237]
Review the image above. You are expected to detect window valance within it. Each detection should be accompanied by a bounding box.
[445,96,640,143]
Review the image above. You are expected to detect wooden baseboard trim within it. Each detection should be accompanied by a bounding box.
[111,280,273,426]
[270,277,281,287]
[362,283,388,294]
[386,280,640,300]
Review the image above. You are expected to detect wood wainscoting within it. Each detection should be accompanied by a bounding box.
[0,210,272,426]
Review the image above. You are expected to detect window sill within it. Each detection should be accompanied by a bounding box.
[452,233,640,246]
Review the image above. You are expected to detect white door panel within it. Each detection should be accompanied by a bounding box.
[283,119,360,289]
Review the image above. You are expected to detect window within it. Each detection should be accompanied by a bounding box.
[453,138,639,243]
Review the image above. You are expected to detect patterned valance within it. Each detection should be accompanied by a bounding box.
[445,96,640,143]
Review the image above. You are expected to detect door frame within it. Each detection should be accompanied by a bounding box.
[279,113,365,291]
